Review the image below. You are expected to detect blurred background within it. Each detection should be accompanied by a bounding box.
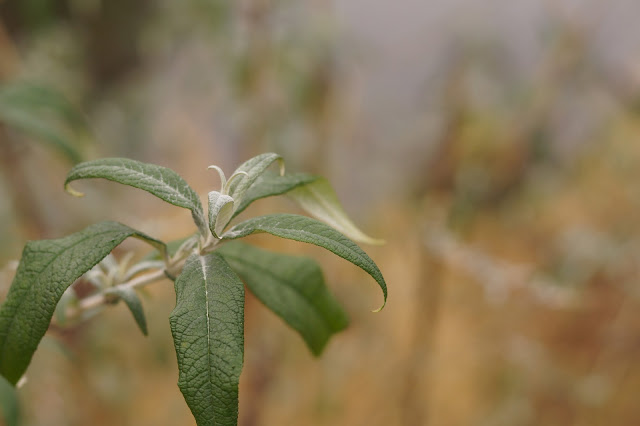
[1,0,640,424]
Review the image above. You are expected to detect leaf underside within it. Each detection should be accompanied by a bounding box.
[289,177,385,245]
[223,213,387,310]
[218,241,348,355]
[170,253,245,426]
[208,191,234,238]
[108,287,149,336]
[0,221,165,385]
[65,158,207,235]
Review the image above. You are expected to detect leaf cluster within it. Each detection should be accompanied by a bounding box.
[0,153,386,426]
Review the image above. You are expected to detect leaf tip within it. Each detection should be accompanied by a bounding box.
[16,376,27,389]
[371,300,386,313]
[364,236,386,246]
[64,183,85,197]
[208,165,227,190]
[277,157,285,176]
[226,171,248,194]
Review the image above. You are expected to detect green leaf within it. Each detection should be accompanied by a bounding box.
[0,102,82,164]
[231,172,318,219]
[0,83,87,129]
[170,253,244,426]
[227,152,283,201]
[64,158,207,236]
[223,214,387,311]
[0,374,19,426]
[289,177,385,245]
[0,82,88,164]
[208,191,234,238]
[0,221,165,384]
[106,287,148,336]
[218,241,348,355]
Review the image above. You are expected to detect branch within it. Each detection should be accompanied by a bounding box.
[63,269,168,323]
[60,241,194,325]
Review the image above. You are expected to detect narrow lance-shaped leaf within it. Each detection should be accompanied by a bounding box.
[0,83,89,164]
[227,152,283,202]
[106,287,149,336]
[208,191,234,238]
[0,103,82,164]
[289,177,385,245]
[0,375,19,426]
[231,172,318,219]
[0,221,166,385]
[170,253,244,426]
[218,241,348,355]
[0,83,88,130]
[64,158,207,236]
[223,214,387,311]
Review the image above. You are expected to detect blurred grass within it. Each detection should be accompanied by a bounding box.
[1,1,640,425]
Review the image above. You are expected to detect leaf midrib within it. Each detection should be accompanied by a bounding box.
[86,164,195,207]
[198,255,216,424]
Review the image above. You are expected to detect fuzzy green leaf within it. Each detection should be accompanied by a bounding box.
[289,177,385,245]
[227,152,282,201]
[0,374,19,426]
[208,191,234,238]
[218,241,348,355]
[223,214,387,311]
[231,172,318,219]
[0,221,165,384]
[65,158,207,235]
[106,287,148,336]
[170,253,244,426]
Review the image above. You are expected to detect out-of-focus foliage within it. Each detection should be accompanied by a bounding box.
[1,0,640,425]
[0,82,89,163]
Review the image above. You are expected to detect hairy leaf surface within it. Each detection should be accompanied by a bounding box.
[231,172,318,219]
[218,241,348,355]
[65,158,207,235]
[0,221,165,384]
[208,191,234,238]
[289,177,384,245]
[170,253,244,426]
[227,153,282,202]
[223,214,387,310]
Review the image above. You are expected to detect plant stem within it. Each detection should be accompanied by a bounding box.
[64,268,168,322]
[61,239,203,324]
[60,233,222,326]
